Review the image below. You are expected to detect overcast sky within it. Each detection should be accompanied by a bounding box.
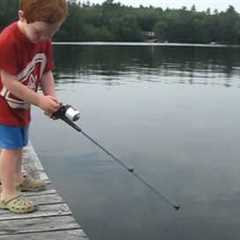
[87,0,240,12]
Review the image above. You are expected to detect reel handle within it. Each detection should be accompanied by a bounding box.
[53,104,80,122]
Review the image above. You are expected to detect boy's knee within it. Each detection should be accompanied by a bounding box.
[0,148,22,157]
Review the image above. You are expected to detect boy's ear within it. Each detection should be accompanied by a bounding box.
[18,10,26,22]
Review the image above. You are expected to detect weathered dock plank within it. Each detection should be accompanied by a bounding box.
[0,203,71,221]
[0,229,88,240]
[25,192,64,205]
[0,143,90,240]
[25,189,57,196]
[0,215,80,235]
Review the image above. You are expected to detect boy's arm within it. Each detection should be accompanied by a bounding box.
[40,71,57,98]
[0,70,59,113]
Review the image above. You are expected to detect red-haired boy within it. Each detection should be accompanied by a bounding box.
[0,0,68,213]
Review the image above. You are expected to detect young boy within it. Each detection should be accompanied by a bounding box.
[0,0,68,213]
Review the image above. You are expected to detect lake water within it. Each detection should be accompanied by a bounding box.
[31,44,240,240]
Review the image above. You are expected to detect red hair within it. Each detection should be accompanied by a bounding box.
[20,0,68,24]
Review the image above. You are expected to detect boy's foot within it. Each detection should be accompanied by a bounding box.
[0,194,37,214]
[17,175,46,192]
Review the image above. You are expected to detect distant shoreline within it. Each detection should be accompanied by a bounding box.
[53,42,240,48]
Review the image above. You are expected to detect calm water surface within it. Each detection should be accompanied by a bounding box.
[31,44,240,240]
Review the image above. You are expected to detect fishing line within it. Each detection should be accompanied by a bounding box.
[53,104,181,211]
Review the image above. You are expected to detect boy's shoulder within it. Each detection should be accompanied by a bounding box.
[0,22,19,46]
[0,22,52,53]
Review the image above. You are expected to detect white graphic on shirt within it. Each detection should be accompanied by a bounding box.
[0,53,47,109]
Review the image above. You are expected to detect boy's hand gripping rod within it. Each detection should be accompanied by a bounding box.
[53,104,180,211]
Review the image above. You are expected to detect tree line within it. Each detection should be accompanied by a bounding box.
[1,0,240,44]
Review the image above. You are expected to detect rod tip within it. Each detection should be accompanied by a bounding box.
[174,205,181,211]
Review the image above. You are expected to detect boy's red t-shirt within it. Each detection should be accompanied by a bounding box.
[0,21,54,127]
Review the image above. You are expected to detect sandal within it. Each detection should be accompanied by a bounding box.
[0,194,37,214]
[18,175,46,192]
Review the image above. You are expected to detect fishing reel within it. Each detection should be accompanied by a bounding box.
[53,104,80,122]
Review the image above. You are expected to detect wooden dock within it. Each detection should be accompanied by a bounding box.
[0,144,90,240]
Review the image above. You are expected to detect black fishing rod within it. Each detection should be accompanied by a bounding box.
[53,104,180,211]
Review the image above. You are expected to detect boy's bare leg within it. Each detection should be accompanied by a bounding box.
[0,149,21,201]
[0,149,24,185]
[16,149,25,184]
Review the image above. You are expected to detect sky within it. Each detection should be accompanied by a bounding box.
[86,0,240,12]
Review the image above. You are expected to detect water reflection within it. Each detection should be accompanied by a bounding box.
[53,45,240,88]
[31,44,240,240]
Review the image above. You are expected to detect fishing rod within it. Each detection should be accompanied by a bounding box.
[53,104,181,211]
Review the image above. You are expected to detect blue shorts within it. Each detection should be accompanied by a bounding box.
[0,125,29,150]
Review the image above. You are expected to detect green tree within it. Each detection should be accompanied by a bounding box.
[1,0,240,44]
